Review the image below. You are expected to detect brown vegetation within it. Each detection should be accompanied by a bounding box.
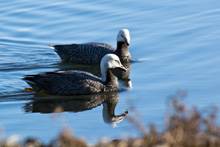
[1,90,220,147]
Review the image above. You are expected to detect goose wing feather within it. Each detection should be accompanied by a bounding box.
[52,43,115,64]
[23,70,106,95]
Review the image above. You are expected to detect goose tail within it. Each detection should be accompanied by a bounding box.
[22,75,43,92]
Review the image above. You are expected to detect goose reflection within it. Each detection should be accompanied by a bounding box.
[112,62,132,89]
[23,92,128,127]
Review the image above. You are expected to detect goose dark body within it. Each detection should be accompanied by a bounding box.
[23,70,117,95]
[50,29,131,64]
[52,43,115,64]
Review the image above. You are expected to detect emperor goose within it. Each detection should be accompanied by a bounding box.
[22,54,126,95]
[49,29,131,64]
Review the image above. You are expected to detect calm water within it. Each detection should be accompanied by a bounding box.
[1,0,220,144]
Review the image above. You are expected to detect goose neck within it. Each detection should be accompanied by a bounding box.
[102,69,117,86]
[115,42,129,58]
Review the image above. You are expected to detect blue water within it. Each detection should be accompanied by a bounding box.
[1,0,220,144]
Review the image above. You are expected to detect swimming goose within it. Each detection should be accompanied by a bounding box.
[22,54,126,95]
[49,29,131,64]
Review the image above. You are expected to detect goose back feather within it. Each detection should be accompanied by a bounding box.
[51,43,115,64]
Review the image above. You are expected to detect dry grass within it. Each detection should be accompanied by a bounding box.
[1,90,220,147]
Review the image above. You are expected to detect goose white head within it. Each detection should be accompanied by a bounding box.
[101,54,126,81]
[117,29,130,46]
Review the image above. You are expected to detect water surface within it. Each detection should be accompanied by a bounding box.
[0,0,220,144]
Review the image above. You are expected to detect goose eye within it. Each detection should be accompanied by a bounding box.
[116,60,120,64]
[121,34,124,38]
